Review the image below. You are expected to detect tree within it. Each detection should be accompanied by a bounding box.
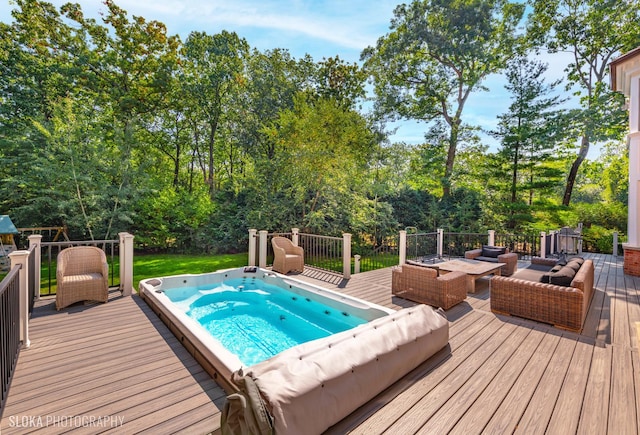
[181,31,249,197]
[314,56,367,110]
[263,93,377,234]
[528,0,640,205]
[362,0,525,196]
[491,56,567,227]
[2,0,182,238]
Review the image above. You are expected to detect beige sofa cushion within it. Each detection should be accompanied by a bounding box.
[235,304,449,435]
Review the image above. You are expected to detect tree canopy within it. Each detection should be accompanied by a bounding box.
[0,0,634,253]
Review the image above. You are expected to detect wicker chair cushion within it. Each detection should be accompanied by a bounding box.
[482,245,506,258]
[476,256,500,263]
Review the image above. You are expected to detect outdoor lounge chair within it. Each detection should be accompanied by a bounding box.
[465,245,518,276]
[56,246,109,310]
[271,236,304,274]
[392,263,467,309]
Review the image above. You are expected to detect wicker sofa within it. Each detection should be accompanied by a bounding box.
[392,262,467,309]
[490,257,594,332]
[465,245,518,276]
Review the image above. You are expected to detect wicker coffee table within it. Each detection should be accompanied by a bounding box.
[437,258,504,293]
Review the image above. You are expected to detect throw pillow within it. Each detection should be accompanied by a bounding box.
[565,260,583,272]
[481,245,506,258]
[548,266,576,287]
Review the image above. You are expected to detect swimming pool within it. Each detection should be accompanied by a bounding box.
[140,267,394,392]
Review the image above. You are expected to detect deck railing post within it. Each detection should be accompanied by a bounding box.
[9,250,30,349]
[118,232,134,296]
[342,233,351,280]
[259,230,268,269]
[540,232,546,258]
[28,235,42,301]
[292,228,299,246]
[613,231,619,256]
[354,255,361,274]
[437,229,444,258]
[399,230,407,265]
[488,230,495,246]
[578,223,583,255]
[248,229,257,266]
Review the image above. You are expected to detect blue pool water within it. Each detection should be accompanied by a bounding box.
[163,277,369,366]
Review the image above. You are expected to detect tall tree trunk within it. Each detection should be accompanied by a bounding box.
[208,116,219,197]
[511,142,519,204]
[443,122,459,198]
[562,135,589,206]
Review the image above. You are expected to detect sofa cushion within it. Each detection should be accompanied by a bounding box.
[476,256,500,263]
[566,258,584,272]
[234,305,450,435]
[482,245,506,258]
[548,266,576,287]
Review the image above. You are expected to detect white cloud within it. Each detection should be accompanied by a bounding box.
[93,0,395,52]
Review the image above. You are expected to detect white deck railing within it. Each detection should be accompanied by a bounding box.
[248,228,351,279]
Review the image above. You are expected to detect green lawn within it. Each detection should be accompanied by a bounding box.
[133,252,248,289]
[3,252,249,296]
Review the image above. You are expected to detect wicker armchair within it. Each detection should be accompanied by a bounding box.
[465,246,518,276]
[56,246,109,310]
[392,263,467,310]
[271,237,304,275]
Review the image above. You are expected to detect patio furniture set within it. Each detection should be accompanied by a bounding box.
[391,245,595,333]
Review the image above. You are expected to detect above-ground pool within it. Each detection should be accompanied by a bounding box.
[140,267,394,391]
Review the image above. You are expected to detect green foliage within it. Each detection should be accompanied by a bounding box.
[0,0,630,256]
[490,56,568,229]
[261,93,378,234]
[528,0,639,205]
[133,185,214,251]
[362,0,525,195]
[582,225,620,254]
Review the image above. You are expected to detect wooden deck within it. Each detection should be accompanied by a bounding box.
[1,252,638,434]
[0,292,227,434]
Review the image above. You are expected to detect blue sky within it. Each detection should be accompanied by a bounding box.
[1,0,574,150]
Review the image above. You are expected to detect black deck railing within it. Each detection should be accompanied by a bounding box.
[406,232,439,262]
[0,265,21,415]
[27,243,36,314]
[264,232,345,275]
[442,232,487,258]
[353,233,400,272]
[298,233,344,274]
[494,233,540,259]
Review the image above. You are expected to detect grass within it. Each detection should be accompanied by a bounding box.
[133,252,248,289]
[4,250,392,295]
[6,252,249,296]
